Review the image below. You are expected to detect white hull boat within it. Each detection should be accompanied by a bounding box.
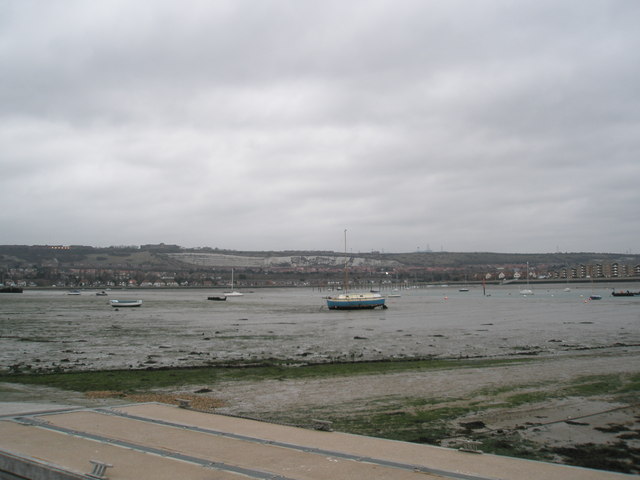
[110,299,143,308]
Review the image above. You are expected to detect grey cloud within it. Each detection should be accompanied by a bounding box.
[1,0,639,252]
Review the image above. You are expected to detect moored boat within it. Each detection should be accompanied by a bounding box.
[223,269,243,296]
[327,292,386,310]
[326,230,386,310]
[519,262,534,295]
[611,290,638,297]
[110,299,143,307]
[207,295,227,301]
[0,285,23,293]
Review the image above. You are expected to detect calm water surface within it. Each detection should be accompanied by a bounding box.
[1,284,639,372]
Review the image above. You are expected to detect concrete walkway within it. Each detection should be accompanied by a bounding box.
[0,402,636,480]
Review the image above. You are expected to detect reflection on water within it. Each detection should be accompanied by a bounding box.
[1,284,639,372]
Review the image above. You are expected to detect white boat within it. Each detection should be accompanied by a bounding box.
[326,230,386,310]
[224,291,243,297]
[110,299,143,308]
[223,268,243,296]
[520,262,534,295]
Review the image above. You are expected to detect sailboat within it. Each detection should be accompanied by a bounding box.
[223,268,243,296]
[563,267,571,291]
[519,262,533,295]
[326,230,386,310]
[588,275,601,300]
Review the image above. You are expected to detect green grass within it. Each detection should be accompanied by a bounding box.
[254,370,640,455]
[328,403,473,443]
[562,372,640,399]
[0,357,534,393]
[474,372,640,409]
[504,390,556,407]
[475,381,543,397]
[476,434,548,462]
[551,442,640,474]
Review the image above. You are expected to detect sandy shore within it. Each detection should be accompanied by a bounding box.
[201,350,639,413]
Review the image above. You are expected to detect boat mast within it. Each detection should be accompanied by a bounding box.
[343,229,349,293]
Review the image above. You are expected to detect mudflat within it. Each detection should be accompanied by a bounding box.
[1,287,639,473]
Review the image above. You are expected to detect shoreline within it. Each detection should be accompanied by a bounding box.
[8,277,640,291]
[1,348,639,474]
[3,341,639,375]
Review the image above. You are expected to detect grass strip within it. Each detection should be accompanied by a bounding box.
[246,371,640,459]
[0,357,534,393]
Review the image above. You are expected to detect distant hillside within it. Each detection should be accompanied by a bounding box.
[385,251,640,268]
[1,244,638,270]
[166,252,401,269]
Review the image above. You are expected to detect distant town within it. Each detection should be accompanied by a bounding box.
[1,244,639,289]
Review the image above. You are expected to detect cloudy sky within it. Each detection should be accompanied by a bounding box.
[1,1,639,253]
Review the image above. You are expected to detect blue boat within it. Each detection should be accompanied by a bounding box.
[327,292,386,310]
[326,230,386,310]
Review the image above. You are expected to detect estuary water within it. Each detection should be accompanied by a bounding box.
[1,284,639,373]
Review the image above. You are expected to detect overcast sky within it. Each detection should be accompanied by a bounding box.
[1,1,639,254]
